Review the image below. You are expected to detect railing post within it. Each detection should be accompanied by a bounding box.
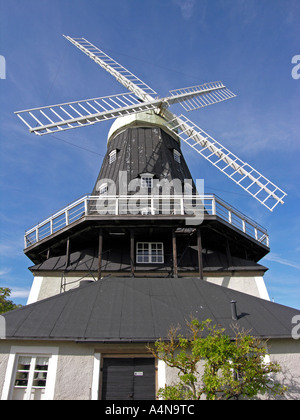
[180,196,184,215]
[212,196,216,215]
[65,210,69,226]
[242,219,246,233]
[84,197,88,215]
[228,209,232,224]
[36,227,39,243]
[115,197,119,215]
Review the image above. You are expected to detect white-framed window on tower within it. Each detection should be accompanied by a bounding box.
[1,346,58,400]
[109,149,117,164]
[136,242,164,264]
[99,182,108,195]
[141,173,154,189]
[173,149,181,164]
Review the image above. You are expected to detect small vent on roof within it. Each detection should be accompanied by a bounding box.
[230,300,238,321]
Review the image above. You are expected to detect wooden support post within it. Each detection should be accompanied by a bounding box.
[97,228,103,281]
[65,237,70,269]
[172,230,178,278]
[226,239,232,268]
[197,227,203,280]
[130,229,135,277]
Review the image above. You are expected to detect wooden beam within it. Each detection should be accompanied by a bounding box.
[97,228,103,280]
[172,230,178,278]
[226,239,233,268]
[65,237,70,269]
[130,229,135,277]
[197,227,203,279]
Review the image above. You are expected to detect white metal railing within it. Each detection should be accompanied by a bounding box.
[24,194,269,249]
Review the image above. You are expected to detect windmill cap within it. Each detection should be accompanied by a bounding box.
[107,110,180,145]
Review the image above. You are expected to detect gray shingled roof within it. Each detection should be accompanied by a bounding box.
[3,277,299,342]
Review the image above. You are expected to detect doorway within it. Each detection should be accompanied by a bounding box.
[101,357,155,400]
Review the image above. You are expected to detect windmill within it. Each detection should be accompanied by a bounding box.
[15,36,286,212]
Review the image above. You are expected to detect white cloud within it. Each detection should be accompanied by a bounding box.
[0,268,11,276]
[10,287,31,299]
[264,253,300,270]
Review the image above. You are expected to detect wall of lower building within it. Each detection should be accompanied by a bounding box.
[268,339,300,400]
[205,275,270,300]
[0,341,94,400]
[27,274,96,304]
[27,272,269,304]
[1,338,299,400]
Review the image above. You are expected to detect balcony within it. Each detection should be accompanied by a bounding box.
[24,194,269,249]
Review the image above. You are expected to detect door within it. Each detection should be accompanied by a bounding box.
[101,358,155,400]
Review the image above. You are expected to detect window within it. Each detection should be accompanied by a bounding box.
[2,346,58,400]
[173,149,181,163]
[141,176,153,189]
[11,355,49,400]
[99,183,108,195]
[136,242,164,264]
[109,149,117,164]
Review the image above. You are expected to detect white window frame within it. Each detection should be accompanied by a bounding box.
[91,352,101,400]
[99,182,108,195]
[136,242,164,264]
[173,149,181,163]
[1,346,58,400]
[140,173,154,189]
[109,149,117,164]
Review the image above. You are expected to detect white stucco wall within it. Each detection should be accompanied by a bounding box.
[1,339,299,400]
[205,274,270,300]
[268,339,300,400]
[27,274,95,304]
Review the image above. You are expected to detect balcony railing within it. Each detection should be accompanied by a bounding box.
[24,194,269,249]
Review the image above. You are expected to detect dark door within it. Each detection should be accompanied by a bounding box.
[101,358,155,400]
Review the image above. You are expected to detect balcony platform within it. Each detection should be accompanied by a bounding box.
[24,194,269,264]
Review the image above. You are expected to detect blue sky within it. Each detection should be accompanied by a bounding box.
[0,0,299,309]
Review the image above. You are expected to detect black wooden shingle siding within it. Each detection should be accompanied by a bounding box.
[92,127,194,195]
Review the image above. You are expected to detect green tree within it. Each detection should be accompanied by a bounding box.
[149,318,286,400]
[0,287,22,314]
